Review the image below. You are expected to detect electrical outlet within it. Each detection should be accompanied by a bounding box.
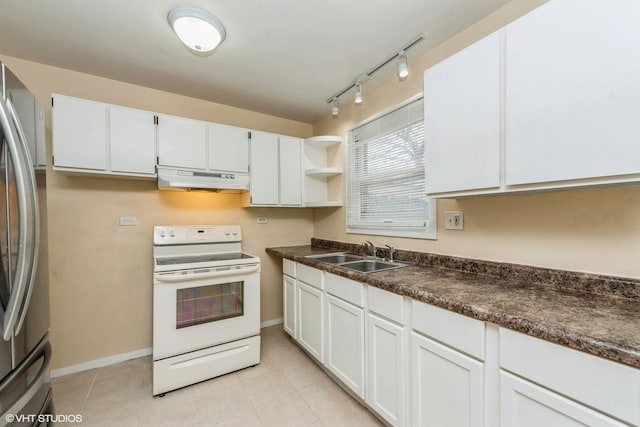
[444,211,464,230]
[257,217,268,224]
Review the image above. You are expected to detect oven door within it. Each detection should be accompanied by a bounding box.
[153,263,260,360]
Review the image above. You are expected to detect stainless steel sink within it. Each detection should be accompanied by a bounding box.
[306,252,409,273]
[307,253,364,264]
[339,259,408,273]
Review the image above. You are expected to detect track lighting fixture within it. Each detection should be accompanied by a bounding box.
[354,83,363,105]
[325,34,424,116]
[331,99,340,117]
[397,50,409,79]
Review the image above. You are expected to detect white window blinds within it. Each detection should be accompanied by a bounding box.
[347,98,430,235]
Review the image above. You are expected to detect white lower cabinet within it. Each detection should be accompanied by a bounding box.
[281,260,640,427]
[500,328,640,426]
[283,274,296,338]
[367,313,405,426]
[500,371,627,427]
[296,281,323,362]
[411,331,484,427]
[325,294,365,398]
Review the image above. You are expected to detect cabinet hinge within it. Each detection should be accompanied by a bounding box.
[154,115,158,125]
[156,156,159,165]
[51,97,54,107]
[248,131,251,140]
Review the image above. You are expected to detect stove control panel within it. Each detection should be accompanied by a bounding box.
[154,225,241,245]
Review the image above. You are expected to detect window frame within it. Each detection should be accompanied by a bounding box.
[345,94,437,240]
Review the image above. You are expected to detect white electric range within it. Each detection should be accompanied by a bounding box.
[152,225,261,395]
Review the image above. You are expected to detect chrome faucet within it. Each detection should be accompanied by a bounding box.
[385,244,396,262]
[362,240,377,257]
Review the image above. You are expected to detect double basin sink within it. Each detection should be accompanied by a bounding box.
[306,252,409,273]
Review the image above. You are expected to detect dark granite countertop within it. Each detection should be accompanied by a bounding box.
[266,242,640,369]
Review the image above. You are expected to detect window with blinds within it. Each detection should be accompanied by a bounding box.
[346,97,436,238]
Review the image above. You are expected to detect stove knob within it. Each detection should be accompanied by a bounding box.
[170,230,175,238]
[160,230,166,238]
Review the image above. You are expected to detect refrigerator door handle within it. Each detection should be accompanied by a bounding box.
[0,98,35,341]
[5,98,40,337]
[0,335,51,424]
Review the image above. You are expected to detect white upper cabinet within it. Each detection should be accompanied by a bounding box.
[247,130,280,205]
[505,0,640,186]
[52,94,156,178]
[425,0,640,197]
[157,114,207,170]
[424,31,501,195]
[208,123,249,173]
[109,106,156,175]
[244,132,303,207]
[279,135,302,206]
[53,94,108,171]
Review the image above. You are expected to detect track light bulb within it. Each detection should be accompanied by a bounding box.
[331,99,340,117]
[397,51,409,80]
[354,83,363,105]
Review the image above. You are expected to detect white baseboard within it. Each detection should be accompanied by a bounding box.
[51,347,152,379]
[261,318,283,328]
[52,319,284,379]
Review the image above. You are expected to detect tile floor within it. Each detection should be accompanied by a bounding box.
[52,325,384,426]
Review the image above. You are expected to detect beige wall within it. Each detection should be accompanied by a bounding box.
[1,55,314,370]
[313,0,640,280]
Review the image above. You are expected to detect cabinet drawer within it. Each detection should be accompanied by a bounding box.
[368,286,405,325]
[412,300,485,360]
[297,264,322,289]
[500,328,640,426]
[283,259,296,277]
[325,273,364,307]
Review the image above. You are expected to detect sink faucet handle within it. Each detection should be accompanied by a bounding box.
[363,240,377,257]
[384,243,396,262]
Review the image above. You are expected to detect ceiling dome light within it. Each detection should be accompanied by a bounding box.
[397,51,409,80]
[168,7,226,53]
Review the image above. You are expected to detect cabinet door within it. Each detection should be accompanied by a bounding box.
[283,275,296,338]
[296,281,323,362]
[249,131,279,205]
[279,136,302,206]
[505,0,640,185]
[500,371,627,427]
[367,313,405,426]
[325,295,364,398]
[208,123,249,173]
[52,95,107,171]
[157,114,207,170]
[411,332,483,427]
[424,31,501,195]
[109,106,156,175]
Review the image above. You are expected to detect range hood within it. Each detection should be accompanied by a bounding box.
[157,167,249,192]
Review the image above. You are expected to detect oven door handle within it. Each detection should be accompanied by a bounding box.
[155,264,260,283]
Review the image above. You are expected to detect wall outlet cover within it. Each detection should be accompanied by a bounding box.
[444,211,464,230]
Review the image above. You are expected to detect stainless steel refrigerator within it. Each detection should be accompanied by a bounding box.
[0,63,53,425]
